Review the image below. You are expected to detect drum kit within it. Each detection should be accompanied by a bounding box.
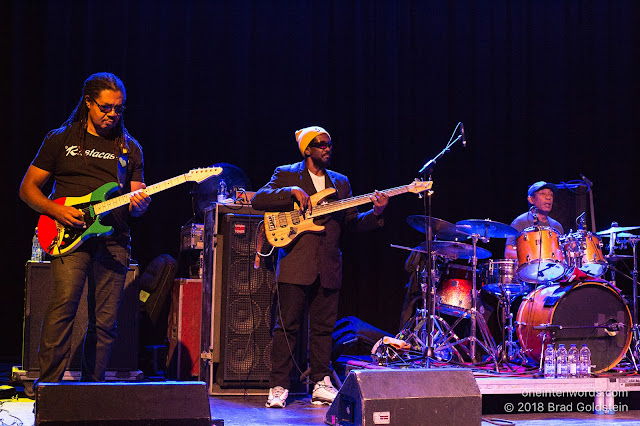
[388,215,640,373]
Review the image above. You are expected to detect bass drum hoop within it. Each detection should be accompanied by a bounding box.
[516,281,632,373]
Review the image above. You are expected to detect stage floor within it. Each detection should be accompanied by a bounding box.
[3,362,640,425]
[2,394,640,426]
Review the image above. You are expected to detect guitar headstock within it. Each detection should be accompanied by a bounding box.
[407,179,433,194]
[186,167,224,183]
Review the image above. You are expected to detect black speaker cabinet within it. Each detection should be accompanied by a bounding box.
[35,381,211,425]
[22,261,140,375]
[325,369,482,426]
[203,204,308,391]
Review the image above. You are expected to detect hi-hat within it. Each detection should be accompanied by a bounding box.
[417,241,492,260]
[456,219,518,239]
[596,225,640,236]
[407,215,470,240]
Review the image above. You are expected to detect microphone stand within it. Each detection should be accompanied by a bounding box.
[417,123,465,367]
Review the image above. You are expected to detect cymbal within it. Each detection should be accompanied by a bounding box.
[597,225,640,236]
[456,219,518,239]
[407,215,468,239]
[600,232,638,239]
[418,241,492,260]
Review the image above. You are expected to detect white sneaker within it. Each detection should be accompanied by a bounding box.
[311,376,338,405]
[265,386,289,408]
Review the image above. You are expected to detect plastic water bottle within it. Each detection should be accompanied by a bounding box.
[568,344,579,378]
[579,344,592,378]
[31,228,43,262]
[556,344,568,378]
[217,179,228,203]
[544,344,556,378]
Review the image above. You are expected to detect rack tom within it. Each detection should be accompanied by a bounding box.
[562,230,607,277]
[515,226,566,283]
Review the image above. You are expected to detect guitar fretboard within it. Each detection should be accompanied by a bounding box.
[93,174,189,215]
[309,185,411,218]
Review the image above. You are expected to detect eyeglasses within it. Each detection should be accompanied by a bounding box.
[92,99,126,114]
[308,141,333,150]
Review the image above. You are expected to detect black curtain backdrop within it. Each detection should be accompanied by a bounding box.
[3,0,639,360]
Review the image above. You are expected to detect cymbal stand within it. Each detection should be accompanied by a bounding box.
[453,232,499,367]
[419,190,437,366]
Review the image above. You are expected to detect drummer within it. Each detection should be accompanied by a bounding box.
[504,181,564,259]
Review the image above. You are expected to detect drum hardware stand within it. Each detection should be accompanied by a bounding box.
[463,232,500,367]
[495,288,528,368]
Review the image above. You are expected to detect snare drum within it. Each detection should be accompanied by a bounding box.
[515,226,566,283]
[486,259,518,285]
[436,263,474,318]
[562,230,608,277]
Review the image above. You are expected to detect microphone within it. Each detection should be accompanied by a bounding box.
[580,173,593,187]
[460,123,466,147]
[530,205,539,226]
[576,212,586,230]
[419,159,435,174]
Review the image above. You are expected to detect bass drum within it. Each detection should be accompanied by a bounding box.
[516,281,632,372]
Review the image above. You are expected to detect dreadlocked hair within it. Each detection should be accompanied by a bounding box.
[61,72,132,163]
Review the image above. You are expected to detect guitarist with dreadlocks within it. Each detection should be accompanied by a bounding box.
[19,72,150,384]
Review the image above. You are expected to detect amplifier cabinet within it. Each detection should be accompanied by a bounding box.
[22,261,140,376]
[202,204,307,392]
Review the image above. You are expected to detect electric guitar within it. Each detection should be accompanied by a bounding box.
[37,167,222,256]
[264,179,432,248]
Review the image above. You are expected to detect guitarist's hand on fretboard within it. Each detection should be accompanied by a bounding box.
[371,190,389,216]
[129,182,151,217]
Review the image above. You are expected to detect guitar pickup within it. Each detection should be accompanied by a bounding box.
[291,211,301,225]
[267,214,277,232]
[277,212,288,228]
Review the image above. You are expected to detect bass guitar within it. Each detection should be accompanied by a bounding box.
[264,179,432,248]
[37,167,222,256]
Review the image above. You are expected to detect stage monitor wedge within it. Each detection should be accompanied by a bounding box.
[325,368,482,426]
[35,381,211,425]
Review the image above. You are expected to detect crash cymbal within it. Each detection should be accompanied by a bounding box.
[605,254,634,262]
[456,219,518,239]
[600,232,638,239]
[596,226,640,236]
[418,241,492,260]
[407,215,461,237]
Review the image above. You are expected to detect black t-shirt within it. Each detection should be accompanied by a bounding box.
[32,122,144,235]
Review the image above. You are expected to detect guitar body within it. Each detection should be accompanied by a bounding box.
[264,188,336,248]
[34,167,222,257]
[38,182,120,256]
[262,179,432,249]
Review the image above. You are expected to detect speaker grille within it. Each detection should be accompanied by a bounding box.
[219,214,275,383]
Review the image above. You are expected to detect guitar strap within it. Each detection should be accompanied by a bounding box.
[117,136,130,190]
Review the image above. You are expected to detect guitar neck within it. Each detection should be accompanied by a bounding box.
[93,174,189,215]
[309,185,410,217]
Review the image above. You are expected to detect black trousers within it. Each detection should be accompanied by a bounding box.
[38,238,130,383]
[269,278,339,389]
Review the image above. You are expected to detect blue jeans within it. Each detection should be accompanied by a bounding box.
[37,236,130,382]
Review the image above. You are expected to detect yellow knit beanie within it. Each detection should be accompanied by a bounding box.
[295,126,330,156]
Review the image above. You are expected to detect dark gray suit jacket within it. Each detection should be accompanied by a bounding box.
[251,161,383,289]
